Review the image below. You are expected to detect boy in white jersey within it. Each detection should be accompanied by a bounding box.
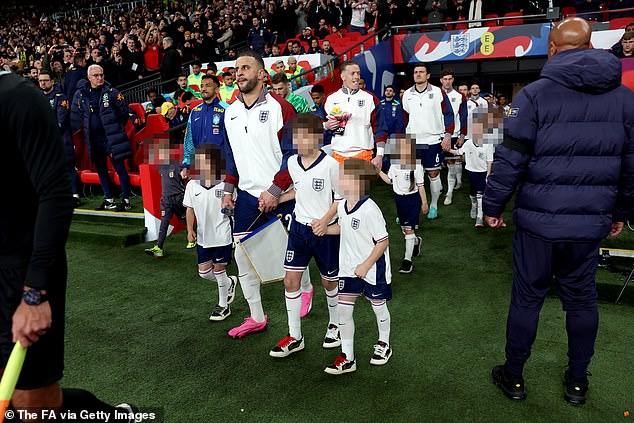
[324,159,392,375]
[379,135,428,274]
[270,113,343,358]
[444,106,501,227]
[183,144,237,321]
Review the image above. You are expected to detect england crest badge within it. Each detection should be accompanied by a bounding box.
[450,33,470,57]
[351,218,360,230]
[358,99,365,108]
[259,110,269,123]
[286,250,295,262]
[312,178,324,192]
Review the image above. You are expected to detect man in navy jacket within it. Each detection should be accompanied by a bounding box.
[71,65,133,212]
[484,18,634,405]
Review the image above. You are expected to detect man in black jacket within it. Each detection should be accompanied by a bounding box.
[160,37,182,93]
[0,70,136,423]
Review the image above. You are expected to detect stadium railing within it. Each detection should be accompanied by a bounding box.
[53,0,147,19]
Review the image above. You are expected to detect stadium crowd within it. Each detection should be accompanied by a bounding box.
[2,0,632,87]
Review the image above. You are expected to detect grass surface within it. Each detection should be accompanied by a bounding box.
[63,179,634,422]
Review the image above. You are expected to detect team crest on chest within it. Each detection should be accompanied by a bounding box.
[259,110,269,123]
[286,250,294,262]
[428,93,434,100]
[351,218,360,230]
[312,178,324,192]
[358,99,365,108]
[102,93,110,108]
[215,189,223,199]
[212,114,220,125]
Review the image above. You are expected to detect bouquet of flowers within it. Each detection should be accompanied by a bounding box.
[327,107,352,136]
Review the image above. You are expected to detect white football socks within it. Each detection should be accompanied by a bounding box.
[371,300,391,345]
[404,233,416,261]
[214,270,231,308]
[325,287,339,326]
[285,290,302,339]
[339,299,355,361]
[234,244,265,322]
[476,193,484,219]
[429,175,442,209]
[300,269,313,293]
[446,164,456,196]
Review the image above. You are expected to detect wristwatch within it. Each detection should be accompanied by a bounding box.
[22,289,49,306]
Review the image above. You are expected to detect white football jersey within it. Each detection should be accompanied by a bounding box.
[402,84,452,145]
[337,197,391,285]
[466,97,488,141]
[444,88,466,138]
[387,164,425,196]
[457,140,494,172]
[183,180,232,248]
[287,151,342,225]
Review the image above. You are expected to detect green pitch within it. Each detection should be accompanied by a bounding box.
[64,181,634,422]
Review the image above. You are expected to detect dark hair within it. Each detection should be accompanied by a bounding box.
[177,73,187,79]
[384,85,395,92]
[222,72,231,77]
[412,62,430,74]
[38,70,51,78]
[192,60,203,67]
[202,73,220,86]
[147,88,159,96]
[271,72,289,84]
[340,60,359,73]
[623,31,634,41]
[196,143,226,179]
[292,112,323,134]
[207,62,218,73]
[181,91,195,102]
[341,158,379,193]
[440,68,454,78]
[237,50,265,71]
[311,84,325,94]
[152,95,167,109]
[457,81,469,88]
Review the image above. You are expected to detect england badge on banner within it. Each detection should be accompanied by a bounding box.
[451,33,470,57]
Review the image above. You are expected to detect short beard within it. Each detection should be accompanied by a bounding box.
[239,77,258,94]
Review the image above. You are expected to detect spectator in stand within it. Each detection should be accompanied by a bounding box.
[144,24,162,73]
[160,37,182,93]
[452,0,470,21]
[120,35,145,82]
[248,17,272,56]
[574,0,603,19]
[468,0,496,27]
[322,39,340,67]
[299,27,314,43]
[217,21,234,50]
[271,73,311,113]
[71,64,133,212]
[316,19,331,39]
[161,102,187,128]
[201,28,222,63]
[609,0,634,18]
[331,25,346,39]
[64,55,87,102]
[291,40,307,55]
[426,0,449,24]
[145,88,160,115]
[611,23,634,56]
[271,44,282,57]
[350,0,369,35]
[613,31,634,57]
[219,71,240,104]
[296,0,310,35]
[308,38,324,54]
[259,44,271,58]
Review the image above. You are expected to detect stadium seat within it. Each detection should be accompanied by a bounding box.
[503,12,524,26]
[129,103,146,119]
[562,7,576,17]
[610,17,633,30]
[455,17,468,30]
[298,60,314,83]
[484,14,499,27]
[190,99,203,108]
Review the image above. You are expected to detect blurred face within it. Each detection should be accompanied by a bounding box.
[310,91,325,108]
[192,64,201,75]
[338,168,364,201]
[272,45,280,55]
[272,81,290,98]
[148,92,158,103]
[275,63,285,74]
[112,47,120,57]
[288,58,297,70]
[499,96,507,106]
[201,77,219,101]
[322,40,331,51]
[311,39,319,48]
[178,76,187,89]
[384,87,395,100]
[52,62,63,73]
[359,78,366,89]
[413,66,430,85]
[341,64,360,90]
[395,137,416,168]
[34,60,42,69]
[91,49,100,61]
[252,18,259,27]
[127,39,135,50]
[440,74,454,90]
[38,74,53,92]
[470,84,480,97]
[30,68,39,78]
[294,126,321,156]
[166,107,177,119]
[88,66,105,88]
[291,44,301,54]
[63,50,72,62]
[458,84,468,96]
